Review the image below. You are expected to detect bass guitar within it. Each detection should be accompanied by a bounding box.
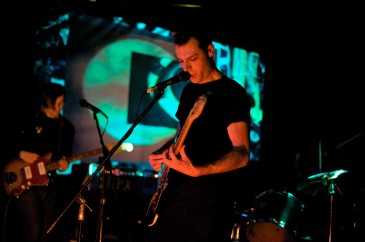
[145,94,208,226]
[2,143,119,198]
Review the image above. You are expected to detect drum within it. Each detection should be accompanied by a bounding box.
[246,190,304,242]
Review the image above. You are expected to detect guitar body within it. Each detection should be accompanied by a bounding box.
[3,153,52,198]
[145,94,208,226]
[2,143,121,198]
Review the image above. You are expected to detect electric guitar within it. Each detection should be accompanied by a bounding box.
[145,94,208,226]
[2,143,119,198]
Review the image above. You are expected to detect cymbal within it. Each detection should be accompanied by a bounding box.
[296,169,348,196]
[306,169,348,180]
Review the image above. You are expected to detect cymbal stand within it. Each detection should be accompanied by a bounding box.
[328,179,341,242]
[328,180,334,242]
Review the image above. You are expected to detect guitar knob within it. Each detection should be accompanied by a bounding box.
[12,189,20,198]
[4,172,17,185]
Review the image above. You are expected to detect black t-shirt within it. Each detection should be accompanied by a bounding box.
[171,76,251,199]
[18,111,75,178]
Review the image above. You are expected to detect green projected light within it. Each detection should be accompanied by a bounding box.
[83,38,176,145]
[146,58,181,121]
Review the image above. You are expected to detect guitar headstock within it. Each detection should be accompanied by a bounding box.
[188,94,207,121]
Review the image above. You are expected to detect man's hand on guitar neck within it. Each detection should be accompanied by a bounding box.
[149,138,175,172]
[58,157,69,171]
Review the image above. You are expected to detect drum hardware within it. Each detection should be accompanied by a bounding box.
[296,169,348,242]
[231,201,252,242]
[231,222,242,242]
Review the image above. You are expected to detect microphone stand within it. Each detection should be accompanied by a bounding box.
[92,110,112,242]
[46,90,166,241]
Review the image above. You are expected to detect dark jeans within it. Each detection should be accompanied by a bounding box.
[145,190,235,242]
[6,185,56,242]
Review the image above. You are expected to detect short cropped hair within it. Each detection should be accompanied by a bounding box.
[40,83,66,108]
[173,28,213,52]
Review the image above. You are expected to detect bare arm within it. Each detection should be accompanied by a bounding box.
[165,121,250,177]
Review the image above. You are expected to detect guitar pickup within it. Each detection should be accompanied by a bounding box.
[23,166,33,179]
[37,162,47,175]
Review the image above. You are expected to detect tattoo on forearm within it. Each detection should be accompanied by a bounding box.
[233,146,249,157]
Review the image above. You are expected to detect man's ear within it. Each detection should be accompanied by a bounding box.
[207,44,214,58]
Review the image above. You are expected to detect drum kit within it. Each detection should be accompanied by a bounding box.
[232,169,349,242]
[233,132,364,241]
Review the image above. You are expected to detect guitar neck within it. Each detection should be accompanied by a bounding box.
[173,117,194,155]
[66,147,104,163]
[173,94,207,155]
[45,147,106,172]
[158,117,194,184]
[145,94,207,226]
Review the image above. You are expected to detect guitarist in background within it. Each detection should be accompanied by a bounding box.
[145,27,251,242]
[6,82,75,242]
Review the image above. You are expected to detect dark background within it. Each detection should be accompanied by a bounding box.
[2,1,363,242]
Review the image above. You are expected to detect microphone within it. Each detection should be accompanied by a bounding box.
[79,99,108,118]
[146,71,190,94]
